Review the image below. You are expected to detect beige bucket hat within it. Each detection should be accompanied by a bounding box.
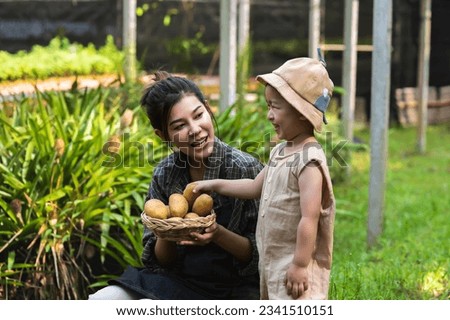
[256,57,334,132]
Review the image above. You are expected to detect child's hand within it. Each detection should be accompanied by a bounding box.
[284,263,309,299]
[189,181,215,194]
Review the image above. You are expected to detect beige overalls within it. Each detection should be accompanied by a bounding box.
[256,142,335,299]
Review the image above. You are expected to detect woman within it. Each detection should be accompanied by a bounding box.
[89,71,262,299]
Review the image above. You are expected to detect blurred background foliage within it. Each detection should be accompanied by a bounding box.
[0,83,164,298]
[0,36,124,82]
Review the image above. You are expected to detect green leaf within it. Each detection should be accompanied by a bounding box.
[7,251,16,270]
[37,189,67,203]
[163,15,171,26]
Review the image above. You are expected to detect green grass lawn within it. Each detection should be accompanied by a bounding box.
[329,123,449,299]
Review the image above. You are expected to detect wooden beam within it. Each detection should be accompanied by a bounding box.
[320,44,373,52]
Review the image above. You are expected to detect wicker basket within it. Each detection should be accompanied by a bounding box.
[141,211,216,241]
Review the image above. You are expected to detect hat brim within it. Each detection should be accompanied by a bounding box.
[256,73,324,132]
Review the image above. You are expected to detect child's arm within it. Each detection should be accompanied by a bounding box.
[190,167,266,199]
[285,163,323,299]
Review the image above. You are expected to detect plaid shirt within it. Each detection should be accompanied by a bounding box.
[142,138,263,278]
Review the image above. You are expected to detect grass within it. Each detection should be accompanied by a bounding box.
[329,123,449,299]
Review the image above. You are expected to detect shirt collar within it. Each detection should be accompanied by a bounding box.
[173,137,224,181]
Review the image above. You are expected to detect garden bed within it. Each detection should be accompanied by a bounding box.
[0,74,121,101]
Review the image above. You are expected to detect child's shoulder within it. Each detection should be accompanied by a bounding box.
[301,142,326,165]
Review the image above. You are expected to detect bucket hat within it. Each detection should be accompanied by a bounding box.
[256,57,334,132]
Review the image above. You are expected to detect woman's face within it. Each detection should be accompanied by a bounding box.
[165,94,215,163]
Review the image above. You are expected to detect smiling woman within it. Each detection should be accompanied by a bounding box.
[88,71,264,300]
[165,95,215,170]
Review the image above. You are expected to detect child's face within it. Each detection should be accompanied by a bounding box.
[264,85,304,141]
[165,94,215,162]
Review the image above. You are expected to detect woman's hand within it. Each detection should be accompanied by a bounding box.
[178,221,252,263]
[177,222,221,246]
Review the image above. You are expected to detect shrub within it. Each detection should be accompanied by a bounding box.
[0,85,168,299]
[0,36,125,82]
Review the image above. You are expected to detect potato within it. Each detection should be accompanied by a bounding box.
[183,183,201,210]
[144,199,169,219]
[184,212,200,219]
[192,194,213,217]
[168,216,183,221]
[169,193,189,218]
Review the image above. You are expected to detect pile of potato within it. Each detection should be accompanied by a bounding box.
[144,184,213,220]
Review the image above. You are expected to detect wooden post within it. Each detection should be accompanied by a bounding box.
[238,0,250,52]
[368,0,392,248]
[416,0,432,153]
[123,0,137,82]
[237,0,251,102]
[219,0,238,112]
[309,0,321,59]
[342,0,359,143]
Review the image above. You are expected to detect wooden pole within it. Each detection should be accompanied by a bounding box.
[123,0,137,82]
[309,0,321,59]
[342,0,359,143]
[237,0,251,101]
[219,0,238,112]
[238,0,250,52]
[368,0,392,248]
[416,0,432,153]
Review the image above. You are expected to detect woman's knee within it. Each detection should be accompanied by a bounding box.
[88,285,142,300]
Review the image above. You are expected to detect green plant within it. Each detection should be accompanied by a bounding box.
[252,39,309,59]
[0,84,169,299]
[236,41,253,107]
[164,31,215,73]
[215,93,270,161]
[0,36,125,81]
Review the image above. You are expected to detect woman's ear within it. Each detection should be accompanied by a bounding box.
[154,129,164,140]
[203,99,214,117]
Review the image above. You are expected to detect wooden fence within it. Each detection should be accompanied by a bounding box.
[395,86,450,125]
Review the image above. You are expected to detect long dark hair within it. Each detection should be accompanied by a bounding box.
[140,71,215,141]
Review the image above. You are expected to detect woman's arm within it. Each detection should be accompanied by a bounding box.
[191,166,266,199]
[154,238,178,266]
[180,223,253,263]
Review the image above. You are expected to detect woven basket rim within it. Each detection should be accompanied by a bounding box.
[141,210,216,241]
